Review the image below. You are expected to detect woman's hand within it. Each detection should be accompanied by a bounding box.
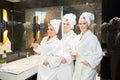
[71,55,77,60]
[31,43,39,48]
[61,57,67,64]
[69,49,77,60]
[81,60,90,66]
[70,53,77,60]
[0,42,3,46]
[43,60,49,66]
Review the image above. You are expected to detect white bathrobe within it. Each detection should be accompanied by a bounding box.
[58,30,77,80]
[33,35,62,80]
[73,30,103,80]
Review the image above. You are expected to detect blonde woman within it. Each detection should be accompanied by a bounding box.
[73,12,103,80]
[57,13,77,80]
[31,19,62,80]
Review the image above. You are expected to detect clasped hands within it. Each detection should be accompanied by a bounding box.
[43,60,49,66]
[61,57,67,64]
[81,60,90,66]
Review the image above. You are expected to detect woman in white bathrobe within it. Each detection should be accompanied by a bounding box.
[31,19,62,80]
[57,13,77,80]
[73,12,103,80]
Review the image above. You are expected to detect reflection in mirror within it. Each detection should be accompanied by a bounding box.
[2,0,101,51]
[22,6,62,50]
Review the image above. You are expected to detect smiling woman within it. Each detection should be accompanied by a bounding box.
[31,19,62,80]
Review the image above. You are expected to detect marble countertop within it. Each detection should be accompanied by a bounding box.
[0,54,40,75]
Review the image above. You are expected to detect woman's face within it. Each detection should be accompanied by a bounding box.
[47,25,56,38]
[63,20,71,33]
[78,17,89,33]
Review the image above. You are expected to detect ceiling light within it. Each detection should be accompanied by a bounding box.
[7,0,21,3]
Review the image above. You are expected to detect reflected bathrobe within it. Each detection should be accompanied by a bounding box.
[33,35,62,80]
[58,30,77,80]
[73,30,103,80]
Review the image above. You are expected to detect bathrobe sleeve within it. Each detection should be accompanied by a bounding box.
[33,38,45,54]
[63,36,78,64]
[86,37,103,68]
[63,51,72,64]
[47,41,63,68]
[33,45,41,54]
